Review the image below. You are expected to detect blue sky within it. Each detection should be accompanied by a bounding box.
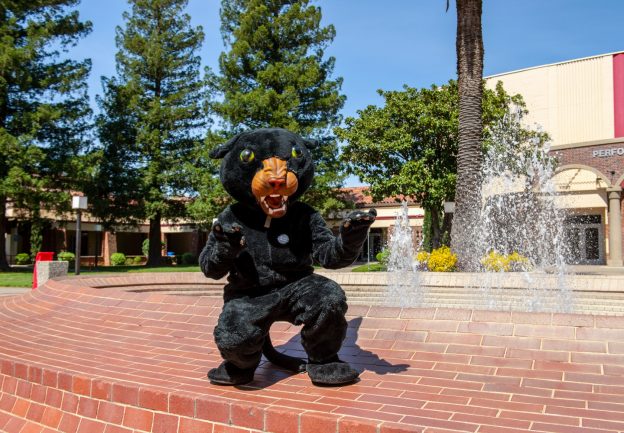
[73,0,623,185]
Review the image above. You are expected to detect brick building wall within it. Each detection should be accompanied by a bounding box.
[552,141,624,185]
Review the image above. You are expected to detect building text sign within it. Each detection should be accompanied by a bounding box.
[592,148,624,158]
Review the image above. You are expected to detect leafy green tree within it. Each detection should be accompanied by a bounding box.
[336,80,549,249]
[0,1,92,270]
[94,0,210,266]
[211,0,347,215]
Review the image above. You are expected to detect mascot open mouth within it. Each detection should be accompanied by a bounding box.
[260,194,289,217]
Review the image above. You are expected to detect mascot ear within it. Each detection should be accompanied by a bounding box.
[303,138,319,150]
[209,133,243,159]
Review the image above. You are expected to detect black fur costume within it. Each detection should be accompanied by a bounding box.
[200,128,375,386]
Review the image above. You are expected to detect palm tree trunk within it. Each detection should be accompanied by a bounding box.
[450,0,484,270]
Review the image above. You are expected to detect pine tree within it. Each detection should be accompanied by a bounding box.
[88,78,143,229]
[95,0,210,266]
[0,1,92,270]
[212,0,347,214]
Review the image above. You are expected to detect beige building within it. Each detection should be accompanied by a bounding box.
[485,51,624,266]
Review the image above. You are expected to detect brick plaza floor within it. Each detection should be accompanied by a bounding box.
[0,274,622,432]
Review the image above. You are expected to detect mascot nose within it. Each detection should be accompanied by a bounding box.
[268,178,286,189]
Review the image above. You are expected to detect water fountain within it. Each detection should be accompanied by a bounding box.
[385,201,422,307]
[475,110,574,312]
[386,109,576,313]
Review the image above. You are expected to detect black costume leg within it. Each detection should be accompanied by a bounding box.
[279,274,358,385]
[280,274,348,362]
[210,292,280,385]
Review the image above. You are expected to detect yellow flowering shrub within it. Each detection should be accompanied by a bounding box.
[481,251,506,272]
[416,251,430,263]
[426,246,457,272]
[481,251,531,272]
[507,252,531,271]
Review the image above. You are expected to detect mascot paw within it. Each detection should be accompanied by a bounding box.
[213,222,246,248]
[306,357,360,386]
[341,209,377,231]
[208,361,255,386]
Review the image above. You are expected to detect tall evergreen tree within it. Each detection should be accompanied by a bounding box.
[212,0,348,215]
[95,0,210,266]
[88,79,142,229]
[0,1,92,270]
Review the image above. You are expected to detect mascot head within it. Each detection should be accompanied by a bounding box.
[210,128,316,218]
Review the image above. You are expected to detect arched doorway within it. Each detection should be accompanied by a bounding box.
[552,166,610,264]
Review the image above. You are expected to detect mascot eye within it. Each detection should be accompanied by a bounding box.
[239,149,255,163]
[291,146,303,159]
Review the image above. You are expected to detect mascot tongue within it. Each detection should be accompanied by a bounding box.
[260,194,288,218]
[266,195,282,208]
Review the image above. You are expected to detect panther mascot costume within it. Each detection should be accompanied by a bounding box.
[200,128,376,386]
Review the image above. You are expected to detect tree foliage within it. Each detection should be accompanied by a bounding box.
[336,80,549,248]
[0,1,92,269]
[92,0,210,265]
[211,0,348,215]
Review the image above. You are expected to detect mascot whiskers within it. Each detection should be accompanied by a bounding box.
[200,128,375,386]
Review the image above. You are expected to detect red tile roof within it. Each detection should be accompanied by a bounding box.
[339,186,420,207]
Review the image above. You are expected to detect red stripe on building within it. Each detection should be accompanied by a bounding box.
[614,53,624,137]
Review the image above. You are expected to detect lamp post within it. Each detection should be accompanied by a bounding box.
[72,196,88,275]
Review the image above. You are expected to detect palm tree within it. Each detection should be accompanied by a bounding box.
[449,0,484,270]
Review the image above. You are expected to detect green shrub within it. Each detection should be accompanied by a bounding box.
[57,251,75,263]
[180,252,197,265]
[15,253,31,265]
[133,256,143,264]
[110,253,126,266]
[375,249,390,265]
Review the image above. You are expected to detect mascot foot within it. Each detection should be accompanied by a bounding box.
[208,362,255,386]
[306,356,359,386]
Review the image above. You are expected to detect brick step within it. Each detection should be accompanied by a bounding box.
[346,290,624,300]
[348,298,624,312]
[155,288,624,315]
[344,285,624,295]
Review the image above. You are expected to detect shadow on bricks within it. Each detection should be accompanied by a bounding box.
[260,317,409,384]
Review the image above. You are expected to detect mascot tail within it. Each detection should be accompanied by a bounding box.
[262,334,307,373]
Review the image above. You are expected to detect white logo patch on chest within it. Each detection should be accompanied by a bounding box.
[277,234,289,245]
